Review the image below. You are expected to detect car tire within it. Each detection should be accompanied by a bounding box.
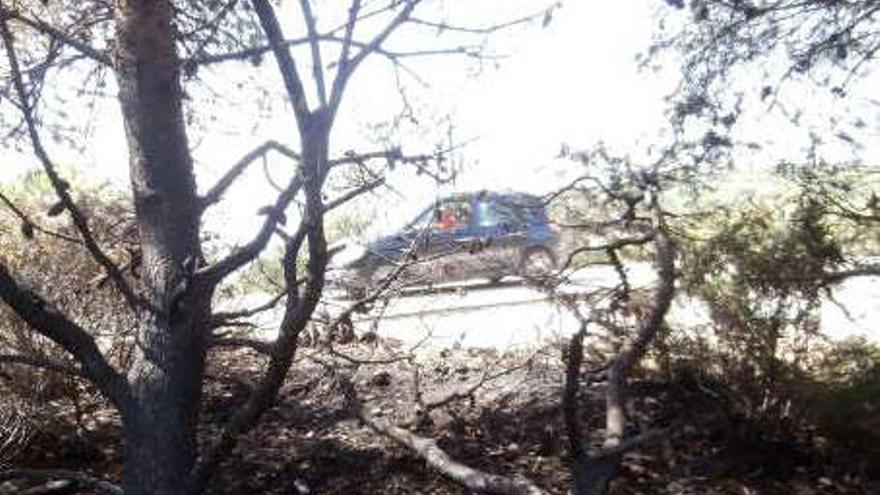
[487,276,502,284]
[520,248,556,280]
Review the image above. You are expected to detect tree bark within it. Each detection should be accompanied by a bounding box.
[113,1,211,493]
[563,194,676,495]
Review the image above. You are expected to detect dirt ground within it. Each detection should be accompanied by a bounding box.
[4,339,878,494]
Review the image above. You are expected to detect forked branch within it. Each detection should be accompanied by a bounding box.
[201,140,301,211]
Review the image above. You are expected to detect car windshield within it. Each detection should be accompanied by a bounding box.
[402,206,434,232]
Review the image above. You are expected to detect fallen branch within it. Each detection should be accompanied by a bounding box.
[0,354,86,378]
[210,290,288,327]
[339,376,548,495]
[0,469,122,495]
[208,337,274,356]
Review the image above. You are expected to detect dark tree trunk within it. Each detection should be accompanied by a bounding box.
[113,1,210,493]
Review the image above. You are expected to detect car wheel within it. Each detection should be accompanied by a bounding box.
[521,248,556,280]
[487,275,504,284]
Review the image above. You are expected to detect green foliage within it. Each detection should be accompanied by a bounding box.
[657,165,879,470]
[778,162,880,255]
[686,196,843,296]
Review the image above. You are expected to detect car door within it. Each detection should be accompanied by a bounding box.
[471,195,526,279]
[422,197,473,283]
[389,199,469,285]
[389,205,437,284]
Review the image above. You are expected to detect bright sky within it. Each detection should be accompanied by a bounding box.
[1,1,877,245]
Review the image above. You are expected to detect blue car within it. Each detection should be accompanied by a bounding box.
[331,191,559,295]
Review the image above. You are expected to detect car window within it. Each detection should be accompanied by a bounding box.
[433,199,471,231]
[518,201,545,225]
[477,201,497,227]
[477,198,522,228]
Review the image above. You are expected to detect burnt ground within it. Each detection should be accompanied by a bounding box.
[4,339,879,494]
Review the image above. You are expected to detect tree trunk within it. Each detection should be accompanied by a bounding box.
[113,1,210,493]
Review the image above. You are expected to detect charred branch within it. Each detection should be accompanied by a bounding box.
[0,13,140,309]
[339,376,548,495]
[0,190,81,244]
[251,0,312,126]
[0,264,130,408]
[0,353,86,378]
[0,8,113,66]
[0,469,122,495]
[196,173,303,285]
[200,140,301,211]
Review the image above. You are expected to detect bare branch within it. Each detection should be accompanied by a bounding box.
[323,177,384,212]
[604,197,675,450]
[200,140,301,210]
[328,0,361,112]
[0,264,129,408]
[558,234,655,274]
[599,424,683,459]
[1,9,113,66]
[0,190,81,244]
[252,0,312,126]
[210,291,287,326]
[0,14,140,309]
[408,7,551,35]
[339,376,548,495]
[0,353,86,378]
[821,262,880,285]
[208,337,274,355]
[191,34,485,67]
[190,220,327,491]
[323,1,395,36]
[299,0,327,107]
[328,147,454,183]
[421,350,539,414]
[196,173,303,285]
[0,469,122,495]
[181,0,240,66]
[328,0,420,117]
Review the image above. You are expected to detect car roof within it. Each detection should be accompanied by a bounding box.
[438,190,543,205]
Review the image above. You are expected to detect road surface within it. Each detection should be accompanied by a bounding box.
[282,264,880,350]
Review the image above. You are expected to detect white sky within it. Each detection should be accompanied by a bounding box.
[1,1,878,244]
